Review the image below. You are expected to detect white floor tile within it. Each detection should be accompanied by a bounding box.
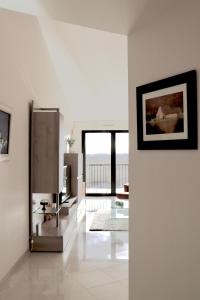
[90,281,128,300]
[69,269,115,288]
[0,197,128,300]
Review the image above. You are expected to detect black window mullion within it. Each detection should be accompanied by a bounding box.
[82,131,86,183]
[111,132,116,195]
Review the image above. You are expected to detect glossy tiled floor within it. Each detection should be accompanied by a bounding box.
[0,198,128,300]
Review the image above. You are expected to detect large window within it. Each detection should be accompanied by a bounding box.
[82,131,129,195]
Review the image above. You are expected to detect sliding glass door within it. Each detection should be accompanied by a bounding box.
[82,131,128,196]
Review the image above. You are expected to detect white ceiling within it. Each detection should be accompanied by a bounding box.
[0,0,182,34]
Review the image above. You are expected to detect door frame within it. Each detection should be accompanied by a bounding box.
[82,130,128,196]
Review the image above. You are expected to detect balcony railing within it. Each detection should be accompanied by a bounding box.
[86,163,128,190]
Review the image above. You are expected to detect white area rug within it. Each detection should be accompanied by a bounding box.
[90,211,128,231]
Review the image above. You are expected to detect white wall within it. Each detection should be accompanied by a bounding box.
[129,2,200,300]
[0,9,68,282]
[38,19,128,132]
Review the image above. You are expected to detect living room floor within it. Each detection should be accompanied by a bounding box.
[0,197,128,300]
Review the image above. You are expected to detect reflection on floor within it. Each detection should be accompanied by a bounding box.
[0,197,128,300]
[86,188,125,194]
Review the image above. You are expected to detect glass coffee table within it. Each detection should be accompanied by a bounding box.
[111,198,129,219]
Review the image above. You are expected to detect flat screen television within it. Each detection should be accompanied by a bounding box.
[59,165,71,204]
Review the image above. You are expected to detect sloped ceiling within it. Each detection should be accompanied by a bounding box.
[0,0,182,34]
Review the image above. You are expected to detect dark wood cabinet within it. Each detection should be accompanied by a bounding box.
[29,102,64,251]
[29,103,85,252]
[31,109,64,194]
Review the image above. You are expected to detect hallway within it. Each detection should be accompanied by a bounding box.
[0,198,128,300]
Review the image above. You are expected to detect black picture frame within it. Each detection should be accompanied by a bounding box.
[136,70,197,150]
[0,104,11,161]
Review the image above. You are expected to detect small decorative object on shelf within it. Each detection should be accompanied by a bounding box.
[40,200,48,211]
[65,129,75,153]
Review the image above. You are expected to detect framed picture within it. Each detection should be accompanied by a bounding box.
[136,70,197,150]
[0,104,11,161]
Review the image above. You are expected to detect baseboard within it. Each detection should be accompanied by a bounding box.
[0,250,29,287]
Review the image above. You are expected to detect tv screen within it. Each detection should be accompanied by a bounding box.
[0,108,11,157]
[59,165,71,203]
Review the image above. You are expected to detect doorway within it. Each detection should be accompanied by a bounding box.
[82,130,129,196]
